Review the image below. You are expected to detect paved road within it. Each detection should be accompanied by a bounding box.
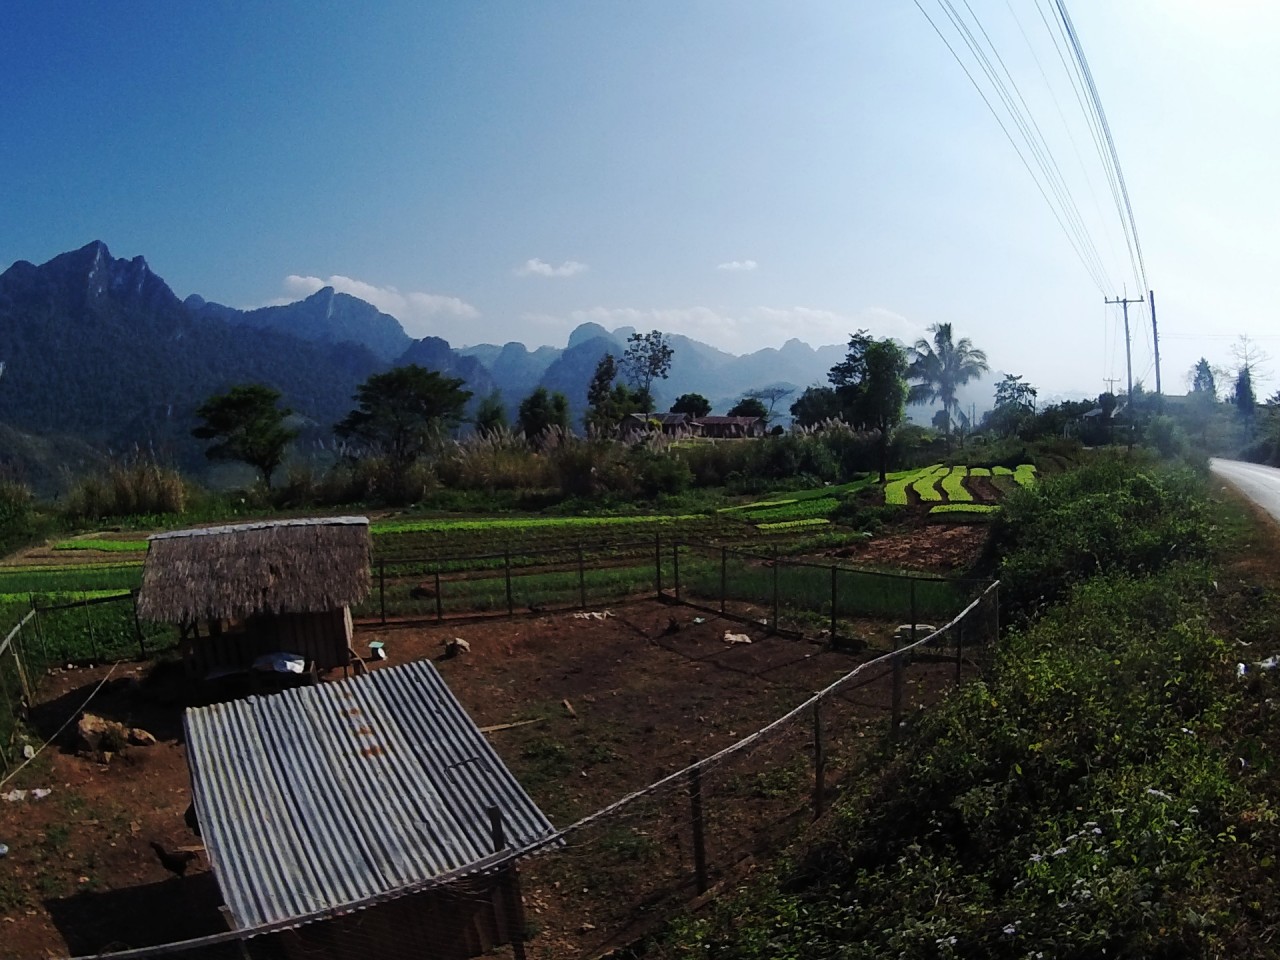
[1210,458,1280,524]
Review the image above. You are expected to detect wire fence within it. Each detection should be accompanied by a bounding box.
[2,544,998,960]
[360,534,988,638]
[0,592,178,776]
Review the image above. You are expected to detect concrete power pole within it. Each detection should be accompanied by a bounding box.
[1105,294,1145,405]
[1149,289,1161,409]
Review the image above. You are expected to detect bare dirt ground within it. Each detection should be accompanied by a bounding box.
[0,596,976,959]
[830,518,988,573]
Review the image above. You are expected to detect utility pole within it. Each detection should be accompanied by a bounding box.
[1105,294,1144,405]
[1149,289,1161,409]
[1102,377,1120,395]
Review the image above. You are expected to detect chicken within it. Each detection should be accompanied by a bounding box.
[151,840,198,877]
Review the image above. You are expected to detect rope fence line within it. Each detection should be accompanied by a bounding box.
[50,580,999,960]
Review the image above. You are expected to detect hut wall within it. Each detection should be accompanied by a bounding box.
[183,608,352,680]
[276,874,517,960]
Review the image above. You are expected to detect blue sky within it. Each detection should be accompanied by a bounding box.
[3,2,1277,397]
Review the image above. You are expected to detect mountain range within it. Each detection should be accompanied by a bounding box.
[0,241,994,492]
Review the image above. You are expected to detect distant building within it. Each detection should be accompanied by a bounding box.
[136,517,371,682]
[624,412,698,436]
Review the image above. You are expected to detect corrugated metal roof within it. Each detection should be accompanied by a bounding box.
[184,659,558,929]
[150,515,368,542]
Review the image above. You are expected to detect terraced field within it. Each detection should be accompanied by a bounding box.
[885,463,1036,516]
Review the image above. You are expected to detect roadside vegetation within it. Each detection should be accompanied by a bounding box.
[634,452,1280,959]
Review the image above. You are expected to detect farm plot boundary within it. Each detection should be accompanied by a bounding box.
[42,583,999,960]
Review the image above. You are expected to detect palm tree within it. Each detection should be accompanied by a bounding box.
[908,323,989,450]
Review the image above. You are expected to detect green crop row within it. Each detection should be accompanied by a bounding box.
[911,466,946,503]
[740,498,839,524]
[1014,464,1038,487]
[939,466,973,503]
[54,539,148,552]
[884,465,942,506]
[370,513,704,535]
[756,518,832,531]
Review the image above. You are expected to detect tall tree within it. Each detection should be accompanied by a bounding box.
[789,385,842,428]
[987,374,1037,438]
[728,396,768,419]
[335,365,471,476]
[670,393,711,418]
[1235,365,1257,438]
[745,385,795,423]
[1190,358,1217,398]
[518,387,570,440]
[907,323,989,451]
[621,330,674,409]
[193,384,298,488]
[585,353,648,432]
[475,390,507,435]
[857,340,909,482]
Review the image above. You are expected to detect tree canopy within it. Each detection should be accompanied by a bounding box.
[585,354,649,432]
[790,385,842,428]
[670,393,711,418]
[621,330,674,407]
[728,396,768,419]
[907,323,989,449]
[828,333,908,481]
[518,387,570,440]
[475,391,507,435]
[1190,358,1217,398]
[192,383,298,487]
[335,365,471,472]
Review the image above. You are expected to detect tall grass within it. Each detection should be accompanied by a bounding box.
[63,459,187,521]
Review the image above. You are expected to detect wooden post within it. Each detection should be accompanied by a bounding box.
[812,700,826,818]
[771,548,780,634]
[578,543,586,609]
[720,545,727,615]
[376,560,386,624]
[84,598,98,663]
[673,541,681,601]
[829,565,838,644]
[488,805,528,960]
[505,548,514,617]
[955,615,964,684]
[655,533,663,598]
[29,596,48,667]
[434,567,443,623]
[131,590,147,659]
[688,758,708,894]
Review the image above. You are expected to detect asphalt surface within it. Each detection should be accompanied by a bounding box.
[1210,458,1280,524]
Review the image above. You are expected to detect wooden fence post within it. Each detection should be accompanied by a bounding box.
[673,541,681,601]
[813,700,826,818]
[829,565,838,644]
[689,758,708,894]
[504,548,514,617]
[30,596,49,666]
[131,590,147,659]
[955,615,964,684]
[378,561,386,624]
[655,533,663,598]
[578,543,586,608]
[488,805,527,960]
[435,567,443,623]
[83,598,98,663]
[771,548,780,634]
[720,545,727,615]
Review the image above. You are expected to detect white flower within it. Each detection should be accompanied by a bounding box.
[1029,853,1043,863]
[1003,923,1017,935]
[1052,847,1068,856]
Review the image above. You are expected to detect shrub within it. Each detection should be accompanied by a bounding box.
[1144,414,1191,461]
[63,458,187,521]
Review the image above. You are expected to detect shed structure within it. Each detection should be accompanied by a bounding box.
[136,516,371,681]
[184,658,559,959]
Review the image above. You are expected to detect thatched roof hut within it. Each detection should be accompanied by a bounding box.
[137,517,371,624]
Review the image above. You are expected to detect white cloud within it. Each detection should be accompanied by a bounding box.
[521,304,921,354]
[277,274,478,337]
[516,258,588,278]
[716,259,758,272]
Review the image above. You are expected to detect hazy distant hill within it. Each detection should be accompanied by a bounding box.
[0,240,1001,489]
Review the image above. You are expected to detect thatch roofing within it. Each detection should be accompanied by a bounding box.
[136,517,371,624]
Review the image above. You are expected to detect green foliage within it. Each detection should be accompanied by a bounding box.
[621,330,675,400]
[789,385,842,428]
[728,396,768,419]
[517,387,570,441]
[62,459,187,522]
[192,383,298,487]
[911,467,944,502]
[670,393,712,418]
[335,365,471,498]
[474,390,508,434]
[939,466,972,502]
[907,322,990,448]
[993,458,1210,622]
